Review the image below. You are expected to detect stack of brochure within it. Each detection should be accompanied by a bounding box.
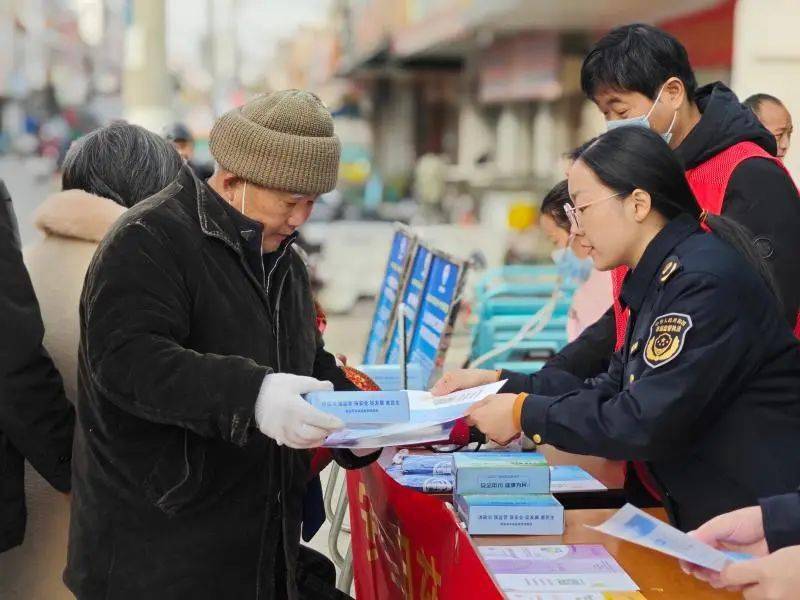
[452,452,564,535]
[383,452,606,499]
[479,544,641,598]
[320,381,506,449]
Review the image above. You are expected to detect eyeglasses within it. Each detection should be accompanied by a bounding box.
[563,192,625,231]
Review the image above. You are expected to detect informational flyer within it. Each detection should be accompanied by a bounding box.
[323,380,505,448]
[549,466,607,493]
[479,544,639,593]
[589,504,752,572]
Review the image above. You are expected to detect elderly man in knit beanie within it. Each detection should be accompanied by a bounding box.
[65,90,377,600]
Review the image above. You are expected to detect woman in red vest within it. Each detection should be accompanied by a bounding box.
[439,126,800,532]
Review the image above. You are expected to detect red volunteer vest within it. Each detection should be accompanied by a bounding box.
[608,141,799,501]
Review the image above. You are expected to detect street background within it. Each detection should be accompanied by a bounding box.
[1,0,799,597]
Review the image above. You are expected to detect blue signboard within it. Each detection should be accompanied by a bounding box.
[407,254,463,385]
[362,228,414,364]
[385,245,433,364]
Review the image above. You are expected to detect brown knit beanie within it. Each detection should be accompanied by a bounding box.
[209,90,341,195]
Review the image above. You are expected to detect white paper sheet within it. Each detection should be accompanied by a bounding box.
[588,504,751,572]
[323,380,505,448]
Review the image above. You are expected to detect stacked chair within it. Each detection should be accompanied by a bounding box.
[468,265,575,374]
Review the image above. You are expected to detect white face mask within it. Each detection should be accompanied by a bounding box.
[606,83,678,144]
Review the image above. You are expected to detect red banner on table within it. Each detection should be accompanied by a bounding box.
[346,462,502,600]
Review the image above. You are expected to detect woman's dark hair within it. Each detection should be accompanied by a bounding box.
[540,180,571,232]
[62,120,183,208]
[581,23,697,103]
[575,126,779,300]
[567,139,597,163]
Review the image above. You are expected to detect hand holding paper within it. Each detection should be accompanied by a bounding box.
[589,504,753,574]
[687,504,768,558]
[430,368,500,396]
[716,545,800,599]
[465,392,521,445]
[679,504,768,588]
[254,374,343,449]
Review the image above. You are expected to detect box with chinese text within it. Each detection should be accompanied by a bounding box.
[453,452,550,495]
[303,391,410,425]
[455,494,564,535]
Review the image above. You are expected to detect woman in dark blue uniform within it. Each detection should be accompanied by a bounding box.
[441,126,800,532]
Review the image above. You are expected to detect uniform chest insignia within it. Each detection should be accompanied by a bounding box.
[659,256,681,283]
[644,312,693,368]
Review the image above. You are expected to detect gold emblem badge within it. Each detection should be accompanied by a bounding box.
[660,259,679,283]
[644,312,693,368]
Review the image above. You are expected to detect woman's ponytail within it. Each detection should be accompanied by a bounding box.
[705,213,781,304]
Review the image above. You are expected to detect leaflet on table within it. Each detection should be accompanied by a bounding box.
[549,466,607,493]
[588,504,752,572]
[479,544,638,593]
[323,380,505,448]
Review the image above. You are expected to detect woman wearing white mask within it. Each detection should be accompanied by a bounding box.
[539,180,613,341]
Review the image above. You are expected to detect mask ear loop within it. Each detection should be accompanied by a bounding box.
[645,84,666,120]
[241,181,248,216]
[649,81,679,140]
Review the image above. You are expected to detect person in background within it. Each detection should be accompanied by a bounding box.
[0,122,184,600]
[539,180,612,341]
[163,121,214,179]
[681,488,800,599]
[0,177,74,580]
[66,90,378,600]
[27,121,184,401]
[744,93,794,160]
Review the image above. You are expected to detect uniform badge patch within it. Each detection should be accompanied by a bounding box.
[644,312,693,368]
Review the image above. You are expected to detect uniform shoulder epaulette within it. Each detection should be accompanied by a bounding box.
[658,255,681,285]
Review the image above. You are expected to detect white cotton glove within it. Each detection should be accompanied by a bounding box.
[254,373,344,449]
